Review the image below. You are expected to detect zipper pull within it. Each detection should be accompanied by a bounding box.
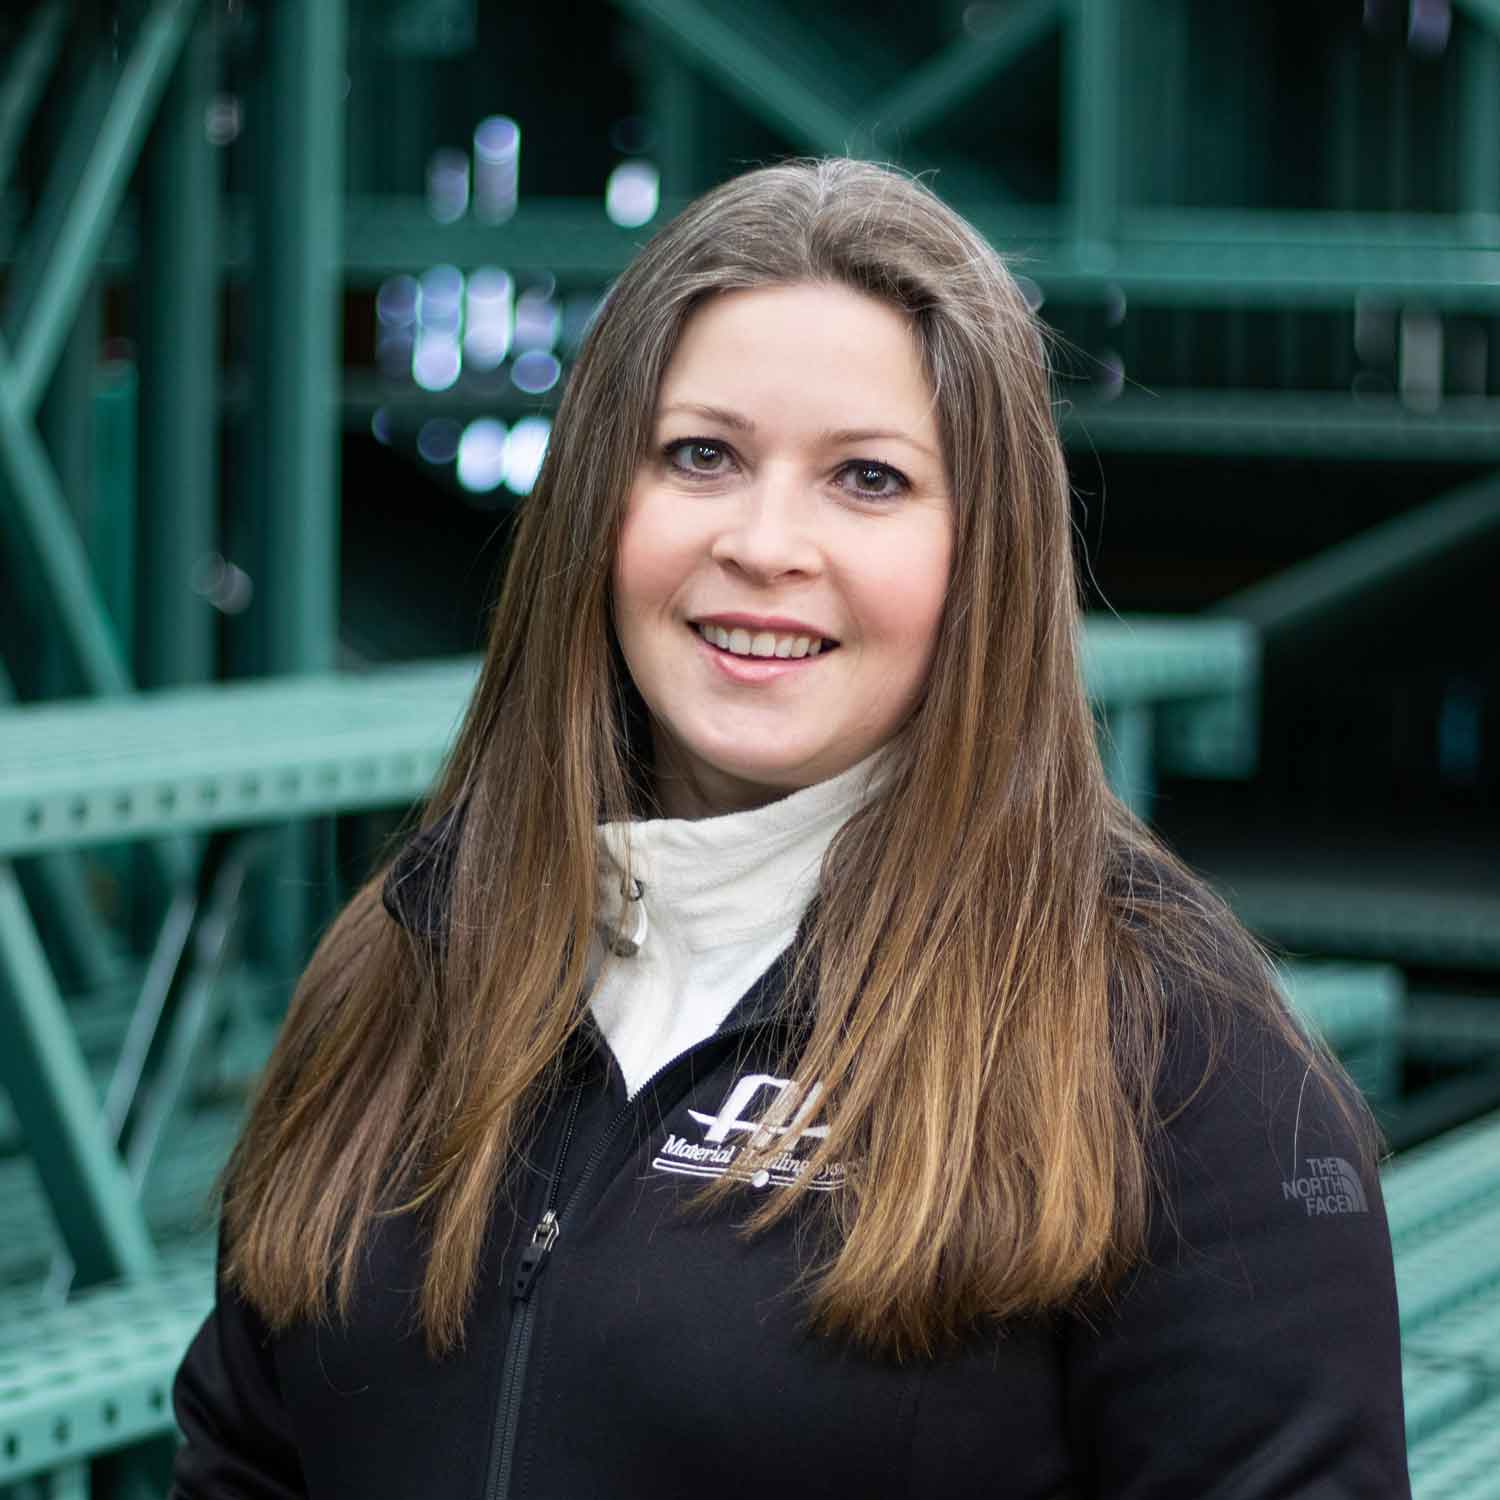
[512,1210,560,1301]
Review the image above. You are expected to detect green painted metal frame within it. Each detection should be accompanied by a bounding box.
[0,0,204,1297]
[1216,470,1500,637]
[2,2,201,424]
[325,198,1500,308]
[138,11,218,694]
[1459,14,1500,216]
[0,1244,213,1489]
[876,0,1061,142]
[249,0,348,974]
[1065,0,1119,254]
[612,0,861,156]
[15,193,1500,311]
[0,865,157,1286]
[614,0,1065,161]
[0,343,133,703]
[0,0,200,715]
[1059,391,1500,461]
[0,659,465,1293]
[0,2,67,198]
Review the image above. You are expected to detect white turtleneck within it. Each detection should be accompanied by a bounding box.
[589,754,883,1098]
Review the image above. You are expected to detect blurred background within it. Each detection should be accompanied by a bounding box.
[0,1,1498,1495]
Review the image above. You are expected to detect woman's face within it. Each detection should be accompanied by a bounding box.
[613,282,953,819]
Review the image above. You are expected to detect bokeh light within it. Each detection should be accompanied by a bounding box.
[605,160,660,228]
[503,416,551,494]
[474,115,521,224]
[456,418,509,493]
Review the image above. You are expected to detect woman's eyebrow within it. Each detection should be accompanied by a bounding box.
[822,427,939,459]
[658,405,938,461]
[657,402,755,432]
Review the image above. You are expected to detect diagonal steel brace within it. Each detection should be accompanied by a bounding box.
[0,0,68,199]
[613,0,859,156]
[6,0,202,422]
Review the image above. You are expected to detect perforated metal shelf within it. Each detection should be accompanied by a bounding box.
[1402,1357,1488,1447]
[1406,1279,1500,1371]
[0,657,479,857]
[0,1246,212,1486]
[1394,1199,1500,1333]
[1383,1110,1500,1249]
[1409,1393,1500,1500]
[1079,617,1255,706]
[1279,961,1404,1051]
[1223,876,1500,970]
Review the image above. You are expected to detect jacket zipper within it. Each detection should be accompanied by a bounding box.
[485,1087,582,1500]
[483,1022,763,1498]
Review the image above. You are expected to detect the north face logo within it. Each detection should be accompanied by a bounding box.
[1282,1156,1368,1216]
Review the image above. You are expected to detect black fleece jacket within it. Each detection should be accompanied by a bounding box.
[171,826,1411,1499]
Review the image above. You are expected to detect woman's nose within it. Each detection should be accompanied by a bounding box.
[707,475,821,583]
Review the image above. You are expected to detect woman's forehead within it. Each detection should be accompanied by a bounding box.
[652,284,940,449]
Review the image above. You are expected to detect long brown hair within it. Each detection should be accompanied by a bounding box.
[223,158,1366,1358]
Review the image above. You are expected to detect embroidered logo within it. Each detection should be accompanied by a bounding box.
[652,1072,845,1191]
[1281,1156,1369,1216]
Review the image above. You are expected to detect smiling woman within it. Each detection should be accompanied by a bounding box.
[614,283,952,816]
[171,161,1410,1500]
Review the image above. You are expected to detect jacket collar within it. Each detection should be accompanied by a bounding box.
[381,802,465,948]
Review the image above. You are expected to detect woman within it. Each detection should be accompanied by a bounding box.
[172,159,1409,1498]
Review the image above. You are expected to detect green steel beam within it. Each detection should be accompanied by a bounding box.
[643,46,700,201]
[332,200,1500,308]
[35,280,101,698]
[251,0,347,971]
[0,45,115,388]
[10,843,121,999]
[0,661,472,858]
[341,194,690,279]
[5,0,202,422]
[1100,704,1154,818]
[1223,871,1500,971]
[254,0,345,679]
[1064,0,1121,253]
[1215,469,1500,635]
[10,195,1500,308]
[378,0,477,55]
[139,11,218,691]
[0,864,157,1285]
[872,0,1062,141]
[993,241,1500,310]
[1460,20,1500,216]
[1122,207,1500,246]
[0,337,132,697]
[1058,391,1500,461]
[612,0,858,156]
[93,361,138,686]
[0,662,119,995]
[0,0,66,197]
[1454,0,1500,37]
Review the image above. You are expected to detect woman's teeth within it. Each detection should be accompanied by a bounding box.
[696,623,827,659]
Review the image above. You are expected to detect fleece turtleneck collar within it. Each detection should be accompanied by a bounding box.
[593,752,884,956]
[587,752,886,1095]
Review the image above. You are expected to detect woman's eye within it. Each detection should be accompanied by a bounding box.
[665,440,730,475]
[839,461,906,499]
